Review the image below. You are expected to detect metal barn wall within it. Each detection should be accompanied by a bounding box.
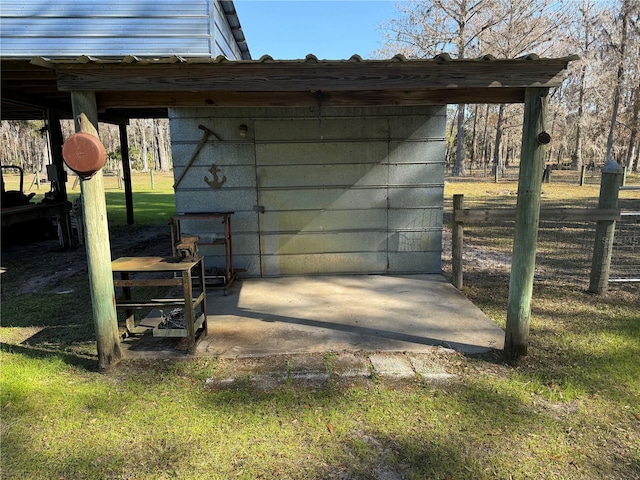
[0,0,243,59]
[169,106,446,277]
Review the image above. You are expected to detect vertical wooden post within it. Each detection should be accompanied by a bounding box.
[119,124,134,225]
[579,165,586,186]
[452,194,464,289]
[70,92,122,370]
[46,109,72,248]
[588,160,623,294]
[505,88,549,361]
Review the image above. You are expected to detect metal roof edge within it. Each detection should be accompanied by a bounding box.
[219,0,252,60]
[23,53,580,67]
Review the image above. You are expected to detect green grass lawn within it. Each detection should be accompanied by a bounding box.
[1,171,639,479]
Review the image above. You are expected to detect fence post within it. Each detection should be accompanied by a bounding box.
[579,165,586,186]
[452,194,464,289]
[588,160,624,294]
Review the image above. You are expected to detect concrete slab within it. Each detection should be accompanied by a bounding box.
[369,354,415,379]
[198,274,504,358]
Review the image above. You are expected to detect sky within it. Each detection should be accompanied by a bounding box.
[232,1,399,60]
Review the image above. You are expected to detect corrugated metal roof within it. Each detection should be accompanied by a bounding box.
[33,53,578,65]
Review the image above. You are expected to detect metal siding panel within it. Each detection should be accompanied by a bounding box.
[199,232,259,257]
[255,141,389,166]
[388,187,443,209]
[255,118,389,142]
[3,19,211,36]
[1,38,212,57]
[0,0,217,57]
[261,253,388,276]
[173,165,256,190]
[389,162,444,186]
[389,112,447,140]
[260,209,387,233]
[170,107,446,277]
[388,208,442,230]
[203,253,261,276]
[257,163,388,188]
[169,118,254,144]
[388,140,446,164]
[171,143,255,168]
[213,1,243,60]
[261,231,388,255]
[171,211,258,236]
[389,252,442,274]
[1,0,210,17]
[258,187,388,211]
[388,230,442,253]
[175,189,257,214]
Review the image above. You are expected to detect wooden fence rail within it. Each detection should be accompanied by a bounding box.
[451,193,621,290]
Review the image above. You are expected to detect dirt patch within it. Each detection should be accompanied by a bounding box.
[1,225,171,295]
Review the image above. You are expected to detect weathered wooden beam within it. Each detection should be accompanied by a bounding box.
[96,88,528,109]
[54,59,573,93]
[454,207,621,223]
[70,92,122,371]
[505,87,549,361]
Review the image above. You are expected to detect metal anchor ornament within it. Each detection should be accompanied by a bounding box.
[204,164,227,190]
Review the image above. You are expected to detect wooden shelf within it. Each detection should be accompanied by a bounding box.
[112,256,207,354]
[152,313,206,338]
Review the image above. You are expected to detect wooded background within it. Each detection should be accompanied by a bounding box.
[1,0,638,178]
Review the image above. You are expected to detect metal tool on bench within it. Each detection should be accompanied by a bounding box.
[175,235,200,260]
[173,124,221,190]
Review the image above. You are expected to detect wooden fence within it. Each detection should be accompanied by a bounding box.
[451,194,621,290]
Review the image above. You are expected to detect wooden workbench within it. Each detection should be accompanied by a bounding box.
[111,256,207,354]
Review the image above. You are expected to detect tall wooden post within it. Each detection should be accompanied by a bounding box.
[588,160,624,294]
[70,92,122,370]
[46,109,72,248]
[504,88,549,361]
[119,124,135,225]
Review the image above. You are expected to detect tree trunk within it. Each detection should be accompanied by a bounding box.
[155,119,170,172]
[482,104,491,173]
[571,64,587,170]
[625,85,639,168]
[492,104,506,177]
[470,104,479,172]
[141,121,149,172]
[453,104,467,175]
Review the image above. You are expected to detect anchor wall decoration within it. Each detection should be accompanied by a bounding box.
[204,164,227,190]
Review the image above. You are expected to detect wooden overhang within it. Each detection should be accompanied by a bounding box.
[1,54,577,122]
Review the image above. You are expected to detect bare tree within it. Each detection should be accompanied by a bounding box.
[379,0,500,176]
[479,0,568,176]
[602,0,638,163]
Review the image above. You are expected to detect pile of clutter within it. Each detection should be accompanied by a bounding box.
[157,308,185,330]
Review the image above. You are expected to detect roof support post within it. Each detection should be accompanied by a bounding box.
[70,91,122,370]
[119,124,134,225]
[46,108,72,248]
[505,87,549,361]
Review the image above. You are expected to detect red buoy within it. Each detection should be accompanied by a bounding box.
[62,132,106,179]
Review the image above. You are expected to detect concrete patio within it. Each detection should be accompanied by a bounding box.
[121,274,504,359]
[200,274,503,357]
